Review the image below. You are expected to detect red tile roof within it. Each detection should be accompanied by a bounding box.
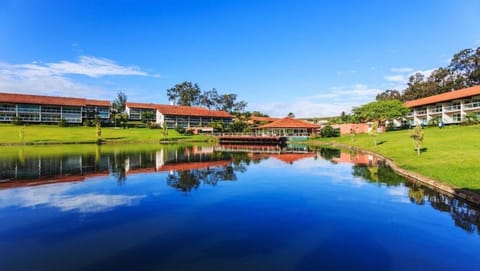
[249,116,281,123]
[405,85,480,108]
[257,117,321,129]
[127,102,232,118]
[0,92,110,107]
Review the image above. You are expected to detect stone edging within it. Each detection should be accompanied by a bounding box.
[310,141,480,206]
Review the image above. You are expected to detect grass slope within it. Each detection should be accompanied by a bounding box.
[312,125,480,191]
[0,124,214,144]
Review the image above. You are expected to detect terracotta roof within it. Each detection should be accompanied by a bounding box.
[126,102,158,109]
[405,85,480,108]
[257,117,321,129]
[0,92,110,107]
[249,116,281,123]
[86,99,110,107]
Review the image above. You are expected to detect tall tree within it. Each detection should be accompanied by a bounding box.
[199,88,220,109]
[376,89,402,101]
[166,81,201,106]
[449,47,480,87]
[287,112,295,118]
[112,91,127,113]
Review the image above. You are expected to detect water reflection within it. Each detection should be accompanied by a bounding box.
[0,144,479,234]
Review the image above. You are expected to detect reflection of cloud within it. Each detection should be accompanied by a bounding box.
[0,184,144,213]
[387,186,410,203]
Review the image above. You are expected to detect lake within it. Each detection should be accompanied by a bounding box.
[0,144,479,271]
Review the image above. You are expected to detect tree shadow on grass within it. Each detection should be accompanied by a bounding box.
[377,140,387,145]
[104,137,127,140]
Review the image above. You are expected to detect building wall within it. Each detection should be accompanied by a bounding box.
[406,95,480,125]
[0,102,110,124]
[332,123,370,135]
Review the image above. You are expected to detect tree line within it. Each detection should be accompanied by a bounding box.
[166,81,247,113]
[376,46,480,102]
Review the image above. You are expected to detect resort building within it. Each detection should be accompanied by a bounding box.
[405,85,480,125]
[256,117,321,136]
[125,102,233,128]
[0,92,110,124]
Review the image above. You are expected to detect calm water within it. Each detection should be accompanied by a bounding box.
[0,144,479,271]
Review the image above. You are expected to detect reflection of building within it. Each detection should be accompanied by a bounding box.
[0,92,110,123]
[332,152,380,166]
[271,153,317,164]
[125,102,233,128]
[256,117,321,136]
[405,85,480,125]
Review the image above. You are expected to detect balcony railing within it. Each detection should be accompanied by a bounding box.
[428,108,442,114]
[415,110,427,115]
[444,105,461,112]
[464,102,480,110]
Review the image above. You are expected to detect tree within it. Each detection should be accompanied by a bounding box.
[287,112,295,118]
[370,121,379,147]
[96,119,102,144]
[376,89,402,101]
[166,81,201,106]
[199,89,220,109]
[112,91,127,113]
[352,100,409,125]
[449,47,480,87]
[410,125,424,156]
[463,112,479,125]
[215,93,247,113]
[141,111,156,124]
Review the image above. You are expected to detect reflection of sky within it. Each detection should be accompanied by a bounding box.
[0,182,145,213]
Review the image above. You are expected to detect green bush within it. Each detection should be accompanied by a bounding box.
[175,125,186,134]
[320,125,340,138]
[57,119,68,127]
[11,117,23,126]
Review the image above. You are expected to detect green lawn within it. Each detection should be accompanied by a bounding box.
[0,124,215,144]
[311,125,480,191]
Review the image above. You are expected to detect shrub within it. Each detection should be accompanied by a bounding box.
[57,119,68,127]
[320,125,340,138]
[11,117,23,125]
[175,125,186,134]
[147,122,162,129]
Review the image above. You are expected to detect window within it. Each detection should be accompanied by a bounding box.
[452,114,461,122]
[18,104,40,113]
[0,103,16,112]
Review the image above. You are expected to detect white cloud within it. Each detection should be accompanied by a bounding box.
[254,84,381,117]
[384,75,406,82]
[390,67,413,73]
[0,56,152,98]
[0,184,145,213]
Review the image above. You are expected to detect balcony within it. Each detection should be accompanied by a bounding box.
[444,105,461,112]
[464,102,480,110]
[415,110,427,116]
[428,108,443,114]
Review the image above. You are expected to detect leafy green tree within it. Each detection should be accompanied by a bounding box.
[463,112,479,125]
[287,112,295,118]
[352,100,409,125]
[410,125,424,156]
[140,111,156,124]
[376,89,402,101]
[208,121,224,132]
[320,125,340,137]
[215,93,247,113]
[96,120,102,144]
[228,120,248,133]
[449,47,480,87]
[167,81,201,106]
[199,88,220,109]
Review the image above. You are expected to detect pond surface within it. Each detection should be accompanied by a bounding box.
[0,144,479,271]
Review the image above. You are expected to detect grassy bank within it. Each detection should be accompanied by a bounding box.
[0,124,215,145]
[310,125,480,192]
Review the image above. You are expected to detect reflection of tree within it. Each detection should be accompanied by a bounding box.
[167,171,200,192]
[408,185,425,205]
[316,147,341,162]
[352,164,480,234]
[166,164,239,191]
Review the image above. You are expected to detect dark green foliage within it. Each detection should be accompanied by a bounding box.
[352,100,410,124]
[112,91,127,113]
[175,125,186,134]
[11,117,23,125]
[320,125,340,137]
[140,111,155,124]
[228,120,248,133]
[57,119,68,127]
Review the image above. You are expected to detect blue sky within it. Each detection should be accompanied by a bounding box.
[0,0,479,117]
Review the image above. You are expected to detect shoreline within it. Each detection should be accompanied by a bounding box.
[308,141,480,205]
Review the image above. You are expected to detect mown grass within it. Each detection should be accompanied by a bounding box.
[0,124,215,145]
[311,125,480,191]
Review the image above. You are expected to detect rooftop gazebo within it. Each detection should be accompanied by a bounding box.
[256,117,320,137]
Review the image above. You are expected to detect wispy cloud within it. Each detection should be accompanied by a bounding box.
[384,75,406,83]
[0,56,152,98]
[255,84,381,117]
[390,67,413,73]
